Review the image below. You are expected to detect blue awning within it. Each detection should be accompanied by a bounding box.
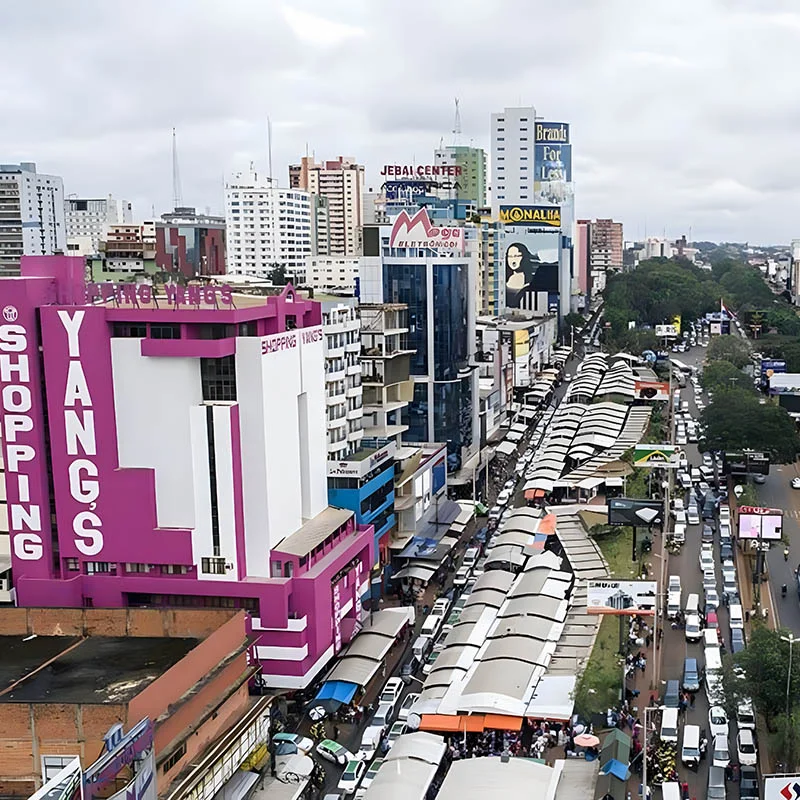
[314,680,358,705]
[600,758,630,782]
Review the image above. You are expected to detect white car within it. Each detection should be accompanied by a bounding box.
[379,677,404,706]
[738,699,756,730]
[685,613,703,642]
[496,489,511,506]
[712,735,731,768]
[398,692,419,722]
[317,739,356,766]
[708,706,729,741]
[338,759,366,794]
[386,721,407,749]
[355,759,384,800]
[272,732,314,755]
[699,551,715,572]
[737,729,758,766]
[705,587,720,609]
[671,498,685,515]
[792,477,800,490]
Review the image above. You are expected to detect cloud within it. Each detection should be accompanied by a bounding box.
[0,0,797,243]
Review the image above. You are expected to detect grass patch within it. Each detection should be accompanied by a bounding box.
[591,526,640,579]
[573,615,623,719]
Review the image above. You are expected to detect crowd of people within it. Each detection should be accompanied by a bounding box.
[442,719,572,762]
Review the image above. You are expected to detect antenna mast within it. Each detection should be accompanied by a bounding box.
[452,98,461,146]
[268,117,274,186]
[171,128,183,210]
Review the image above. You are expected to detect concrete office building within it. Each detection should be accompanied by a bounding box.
[65,195,133,255]
[289,156,364,257]
[224,172,314,282]
[89,222,158,281]
[155,207,227,278]
[434,145,487,206]
[0,255,375,689]
[473,217,506,317]
[490,107,537,212]
[0,163,66,275]
[307,256,361,292]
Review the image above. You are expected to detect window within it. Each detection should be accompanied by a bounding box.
[150,324,181,340]
[271,561,282,578]
[238,321,258,336]
[85,562,116,574]
[65,558,79,572]
[205,406,221,554]
[126,563,152,573]
[200,355,237,401]
[162,743,187,774]
[112,322,147,338]
[161,565,190,575]
[201,557,226,575]
[197,323,234,339]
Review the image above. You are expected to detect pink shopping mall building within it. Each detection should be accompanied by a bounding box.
[0,256,375,689]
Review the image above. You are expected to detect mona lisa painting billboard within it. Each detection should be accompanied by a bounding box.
[504,228,561,313]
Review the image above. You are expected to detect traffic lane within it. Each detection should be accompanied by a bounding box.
[758,465,800,634]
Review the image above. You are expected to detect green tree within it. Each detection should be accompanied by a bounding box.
[706,335,752,368]
[701,360,751,393]
[564,312,585,332]
[700,388,800,462]
[268,264,289,286]
[768,307,800,337]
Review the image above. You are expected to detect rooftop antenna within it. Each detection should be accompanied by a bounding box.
[171,128,183,211]
[452,98,461,146]
[267,117,274,186]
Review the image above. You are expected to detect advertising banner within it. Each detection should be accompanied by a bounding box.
[388,208,464,253]
[671,314,682,331]
[764,775,800,800]
[738,506,783,540]
[587,580,657,616]
[84,719,156,800]
[723,451,770,476]
[503,228,561,312]
[499,205,561,228]
[384,181,432,201]
[655,324,679,338]
[633,445,682,469]
[535,143,572,183]
[634,380,671,401]
[29,758,83,800]
[534,121,570,144]
[761,359,787,387]
[608,498,664,527]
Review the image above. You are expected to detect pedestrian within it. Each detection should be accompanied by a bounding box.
[725,764,733,782]
[763,607,769,621]
[333,724,340,741]
[785,546,790,562]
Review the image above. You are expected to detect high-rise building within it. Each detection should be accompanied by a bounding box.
[0,163,66,275]
[589,219,623,274]
[473,217,506,316]
[434,145,487,206]
[490,107,537,212]
[89,222,157,281]
[289,156,364,256]
[224,171,313,282]
[155,206,227,278]
[0,255,375,689]
[65,195,133,255]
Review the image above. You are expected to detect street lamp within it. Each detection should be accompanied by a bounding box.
[781,633,797,719]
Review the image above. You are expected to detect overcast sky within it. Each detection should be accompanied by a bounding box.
[4,0,800,244]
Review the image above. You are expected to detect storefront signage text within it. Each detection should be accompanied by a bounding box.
[380,164,462,177]
[86,283,234,308]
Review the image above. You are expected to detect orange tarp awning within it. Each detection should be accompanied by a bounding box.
[484,714,523,731]
[524,489,546,500]
[420,714,485,733]
[538,513,557,535]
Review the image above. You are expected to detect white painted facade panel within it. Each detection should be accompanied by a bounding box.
[188,406,214,573]
[110,339,202,529]
[211,404,239,578]
[299,329,328,519]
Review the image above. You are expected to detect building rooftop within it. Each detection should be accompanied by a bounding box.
[272,507,354,557]
[0,635,199,704]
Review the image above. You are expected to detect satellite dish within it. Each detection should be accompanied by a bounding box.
[406,712,421,731]
[734,485,744,498]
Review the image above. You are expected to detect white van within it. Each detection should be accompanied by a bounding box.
[667,591,682,619]
[686,506,700,525]
[685,593,699,616]
[662,783,681,800]
[672,523,686,544]
[660,707,680,743]
[691,467,701,483]
[412,635,431,661]
[420,614,443,640]
[703,629,719,648]
[462,547,479,569]
[681,724,701,766]
[729,604,744,630]
[669,575,681,593]
[705,646,722,674]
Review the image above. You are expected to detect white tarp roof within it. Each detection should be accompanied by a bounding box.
[436,756,558,800]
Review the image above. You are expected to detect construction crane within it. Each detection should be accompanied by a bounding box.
[172,128,183,210]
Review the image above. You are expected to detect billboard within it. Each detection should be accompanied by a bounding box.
[633,444,682,469]
[655,324,679,338]
[761,359,787,387]
[535,122,570,143]
[634,380,671,401]
[764,775,800,800]
[738,506,783,540]
[29,759,83,800]
[388,208,464,253]
[384,181,431,200]
[535,144,572,183]
[499,205,561,228]
[587,580,657,616]
[608,498,664,527]
[504,228,561,311]
[723,451,770,476]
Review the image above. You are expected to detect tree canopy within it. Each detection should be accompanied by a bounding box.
[700,388,800,463]
[705,335,752,368]
[701,360,751,393]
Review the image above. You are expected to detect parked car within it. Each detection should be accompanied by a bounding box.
[496,489,511,506]
[379,678,404,706]
[371,701,397,730]
[682,657,701,692]
[662,679,681,708]
[337,759,366,795]
[272,732,315,755]
[398,692,419,722]
[354,759,384,800]
[737,728,758,766]
[708,706,729,741]
[739,766,759,800]
[386,721,407,749]
[712,735,731,768]
[317,739,356,766]
[707,766,727,800]
[685,613,703,642]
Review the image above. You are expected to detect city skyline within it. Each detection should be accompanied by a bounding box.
[3,1,800,245]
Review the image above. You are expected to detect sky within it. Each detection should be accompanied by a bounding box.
[4,0,800,245]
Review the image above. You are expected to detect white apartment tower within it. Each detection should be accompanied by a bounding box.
[290,156,364,256]
[321,301,364,460]
[0,162,66,275]
[65,195,133,255]
[224,171,313,282]
[490,106,537,213]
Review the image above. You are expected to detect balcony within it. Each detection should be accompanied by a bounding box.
[325,366,346,382]
[345,341,361,353]
[327,415,347,430]
[326,393,345,407]
[345,384,362,398]
[362,421,408,439]
[328,437,348,454]
[326,344,346,359]
[346,363,361,376]
[347,406,364,421]
[348,428,364,443]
